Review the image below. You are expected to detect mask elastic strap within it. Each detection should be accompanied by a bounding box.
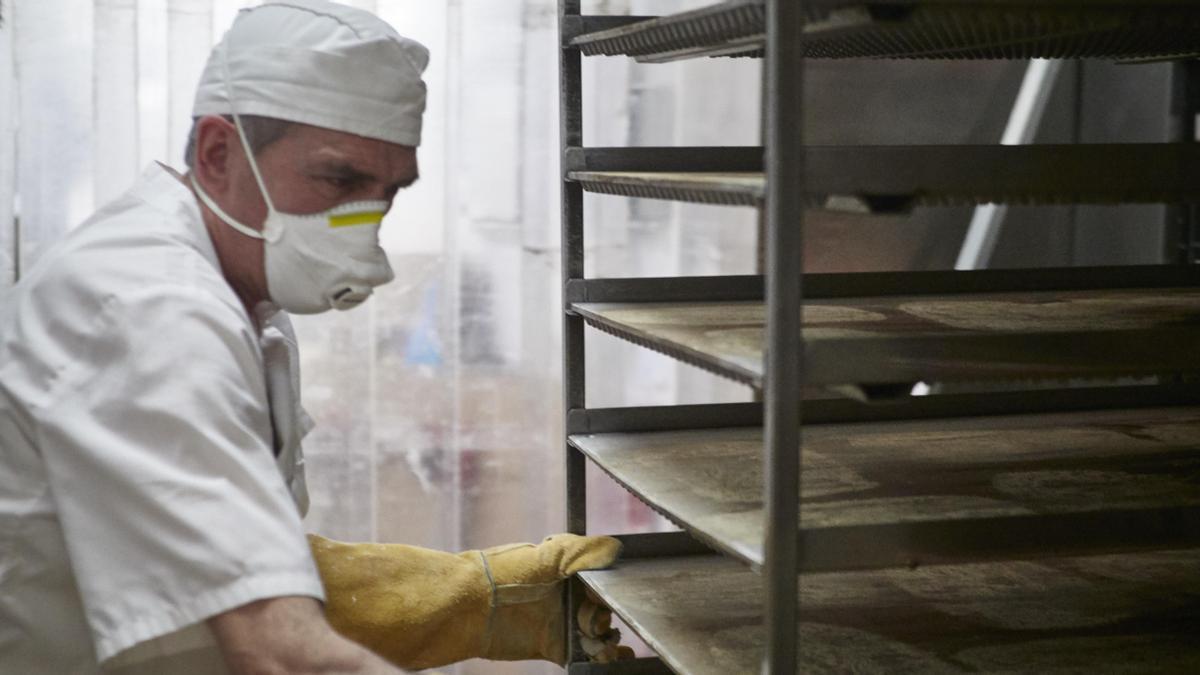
[220,36,278,217]
[190,174,266,241]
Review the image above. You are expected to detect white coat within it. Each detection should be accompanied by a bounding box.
[0,164,324,674]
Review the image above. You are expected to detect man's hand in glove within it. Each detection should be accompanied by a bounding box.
[577,587,636,663]
[308,533,627,671]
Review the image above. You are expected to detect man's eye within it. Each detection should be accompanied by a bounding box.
[323,176,354,189]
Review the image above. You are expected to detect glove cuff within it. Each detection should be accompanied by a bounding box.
[479,546,567,664]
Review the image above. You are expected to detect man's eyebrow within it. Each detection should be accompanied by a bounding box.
[315,161,418,191]
[315,162,373,181]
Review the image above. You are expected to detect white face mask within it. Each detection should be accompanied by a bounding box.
[190,39,396,315]
[191,162,395,314]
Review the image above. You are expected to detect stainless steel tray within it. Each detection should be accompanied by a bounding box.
[573,288,1200,387]
[580,550,1200,674]
[572,407,1200,570]
[569,144,1200,209]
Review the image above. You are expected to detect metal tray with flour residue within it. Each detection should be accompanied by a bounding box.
[572,287,1200,388]
[568,144,1200,210]
[579,550,1200,675]
[570,406,1200,570]
[571,0,1200,62]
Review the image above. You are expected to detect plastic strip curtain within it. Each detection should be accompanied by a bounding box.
[0,1,15,288]
[11,0,93,275]
[96,0,140,207]
[0,0,466,550]
[1,0,254,279]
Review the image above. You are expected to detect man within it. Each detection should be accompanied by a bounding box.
[0,2,622,673]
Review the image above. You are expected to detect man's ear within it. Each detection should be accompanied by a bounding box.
[194,116,240,195]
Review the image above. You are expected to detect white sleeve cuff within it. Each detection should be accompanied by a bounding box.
[98,571,326,665]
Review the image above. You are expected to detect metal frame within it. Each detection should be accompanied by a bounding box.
[763,1,803,671]
[559,1,587,665]
[568,384,1200,435]
[567,402,764,435]
[566,264,1200,305]
[564,146,763,173]
[614,531,717,559]
[563,2,1200,674]
[560,1,804,670]
[567,658,676,675]
[567,0,1200,62]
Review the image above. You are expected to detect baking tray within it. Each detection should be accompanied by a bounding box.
[573,287,1200,387]
[580,550,1200,674]
[571,406,1200,570]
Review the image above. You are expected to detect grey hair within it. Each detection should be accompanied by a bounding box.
[183,115,295,169]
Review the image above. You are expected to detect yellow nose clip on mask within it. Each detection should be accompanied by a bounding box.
[328,211,386,228]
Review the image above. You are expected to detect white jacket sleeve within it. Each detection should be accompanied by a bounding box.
[32,286,324,664]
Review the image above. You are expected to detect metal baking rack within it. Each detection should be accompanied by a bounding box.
[558,2,1200,673]
[570,0,1200,62]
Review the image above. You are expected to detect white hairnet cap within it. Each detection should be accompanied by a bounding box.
[192,0,429,147]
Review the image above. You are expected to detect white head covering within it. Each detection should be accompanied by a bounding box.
[192,0,429,147]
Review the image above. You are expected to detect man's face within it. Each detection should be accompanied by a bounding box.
[191,116,419,311]
[226,120,420,226]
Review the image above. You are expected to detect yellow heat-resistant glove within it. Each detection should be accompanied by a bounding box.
[308,533,623,671]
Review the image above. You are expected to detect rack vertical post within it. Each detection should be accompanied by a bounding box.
[560,0,588,664]
[763,1,803,672]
